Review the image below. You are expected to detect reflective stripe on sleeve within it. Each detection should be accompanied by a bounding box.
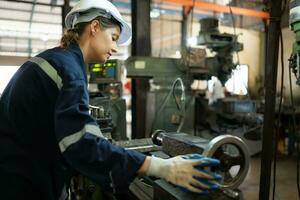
[29,57,63,89]
[59,124,104,153]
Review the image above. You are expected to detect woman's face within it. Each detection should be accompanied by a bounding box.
[89,21,120,63]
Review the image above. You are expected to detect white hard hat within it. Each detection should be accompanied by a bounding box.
[65,0,131,45]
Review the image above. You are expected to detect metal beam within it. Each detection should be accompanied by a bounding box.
[0,7,61,16]
[153,0,269,19]
[259,0,282,199]
[62,0,71,30]
[1,0,62,7]
[27,0,37,57]
[0,18,61,25]
[131,0,151,139]
[181,6,190,52]
[131,0,151,56]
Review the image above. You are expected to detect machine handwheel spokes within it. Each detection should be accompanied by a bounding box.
[203,135,250,189]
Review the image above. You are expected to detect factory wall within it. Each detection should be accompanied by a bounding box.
[200,25,265,99]
[219,26,265,99]
[151,18,181,57]
[0,55,27,66]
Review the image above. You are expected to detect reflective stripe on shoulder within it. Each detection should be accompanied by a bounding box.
[59,124,104,153]
[29,57,63,89]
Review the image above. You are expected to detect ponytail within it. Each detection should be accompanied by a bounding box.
[60,22,88,48]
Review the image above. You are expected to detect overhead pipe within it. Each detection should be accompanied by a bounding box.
[153,0,269,19]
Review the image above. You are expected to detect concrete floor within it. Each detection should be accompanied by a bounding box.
[239,155,299,200]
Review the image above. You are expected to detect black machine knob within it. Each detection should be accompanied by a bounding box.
[151,129,167,146]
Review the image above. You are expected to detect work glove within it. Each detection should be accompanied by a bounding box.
[146,154,221,194]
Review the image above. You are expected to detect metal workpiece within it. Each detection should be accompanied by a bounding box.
[152,132,250,189]
[152,131,209,156]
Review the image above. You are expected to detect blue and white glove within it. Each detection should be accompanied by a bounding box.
[181,154,221,194]
[146,154,221,194]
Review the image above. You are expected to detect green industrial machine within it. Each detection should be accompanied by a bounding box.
[126,56,195,136]
[289,0,300,85]
[126,18,244,137]
[197,18,243,84]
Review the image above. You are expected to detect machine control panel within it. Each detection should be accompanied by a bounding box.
[89,59,122,83]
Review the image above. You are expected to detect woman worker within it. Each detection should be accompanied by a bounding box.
[0,0,220,199]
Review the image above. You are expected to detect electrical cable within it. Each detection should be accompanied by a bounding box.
[172,78,186,132]
[150,78,186,133]
[173,78,185,110]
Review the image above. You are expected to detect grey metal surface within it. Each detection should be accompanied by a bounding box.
[153,179,239,200]
[114,138,162,153]
[130,178,153,200]
[130,165,241,200]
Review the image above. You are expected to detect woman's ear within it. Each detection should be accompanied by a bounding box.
[90,20,99,36]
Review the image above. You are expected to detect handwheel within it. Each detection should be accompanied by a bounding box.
[203,135,250,189]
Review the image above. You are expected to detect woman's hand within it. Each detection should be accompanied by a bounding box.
[141,154,221,194]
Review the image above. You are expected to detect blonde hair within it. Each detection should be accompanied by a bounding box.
[60,16,121,48]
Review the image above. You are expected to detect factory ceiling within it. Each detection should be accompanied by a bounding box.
[0,0,266,58]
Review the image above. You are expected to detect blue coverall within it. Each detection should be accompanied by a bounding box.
[0,42,146,200]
